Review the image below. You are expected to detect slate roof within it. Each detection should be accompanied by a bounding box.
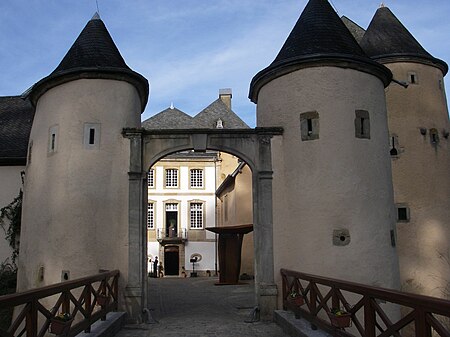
[193,99,249,129]
[142,99,249,130]
[249,0,392,102]
[0,96,35,165]
[360,6,448,74]
[142,107,197,129]
[29,14,149,110]
[341,16,365,43]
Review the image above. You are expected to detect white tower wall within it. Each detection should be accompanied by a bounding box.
[257,66,400,290]
[18,79,141,292]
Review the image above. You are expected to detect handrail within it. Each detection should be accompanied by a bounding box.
[0,270,119,337]
[281,268,450,337]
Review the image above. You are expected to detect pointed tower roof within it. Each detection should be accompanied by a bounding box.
[249,0,391,103]
[30,14,149,110]
[360,7,447,75]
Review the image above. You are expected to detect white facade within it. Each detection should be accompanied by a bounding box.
[147,153,218,276]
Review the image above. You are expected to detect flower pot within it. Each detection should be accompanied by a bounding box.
[328,312,351,328]
[50,318,73,335]
[97,294,110,306]
[287,296,304,306]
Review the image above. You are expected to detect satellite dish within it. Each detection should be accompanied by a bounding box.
[190,253,202,262]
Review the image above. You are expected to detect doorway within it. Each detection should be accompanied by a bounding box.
[164,246,179,276]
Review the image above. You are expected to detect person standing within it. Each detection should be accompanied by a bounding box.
[153,257,158,278]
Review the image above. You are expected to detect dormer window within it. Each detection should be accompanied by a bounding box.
[216,118,224,129]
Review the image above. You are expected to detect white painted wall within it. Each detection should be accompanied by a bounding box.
[257,66,400,299]
[0,166,24,264]
[17,79,141,298]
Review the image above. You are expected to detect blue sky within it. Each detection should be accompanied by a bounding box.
[1,1,449,127]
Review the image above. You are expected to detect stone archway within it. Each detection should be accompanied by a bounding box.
[123,127,282,321]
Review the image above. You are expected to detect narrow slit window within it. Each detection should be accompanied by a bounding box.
[84,123,100,149]
[48,125,59,154]
[300,111,319,141]
[390,135,399,156]
[89,128,95,145]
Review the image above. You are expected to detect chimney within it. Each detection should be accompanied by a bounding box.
[219,88,232,110]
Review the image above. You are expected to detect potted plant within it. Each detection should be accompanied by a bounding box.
[328,308,352,328]
[50,312,73,335]
[287,290,305,306]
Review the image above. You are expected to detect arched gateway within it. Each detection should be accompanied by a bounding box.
[123,127,283,321]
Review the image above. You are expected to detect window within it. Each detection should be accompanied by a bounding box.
[190,169,203,188]
[407,72,418,85]
[355,110,370,139]
[83,123,100,149]
[396,204,410,222]
[190,202,203,229]
[48,125,59,153]
[430,128,439,144]
[165,169,178,188]
[300,111,319,141]
[147,203,154,229]
[147,169,155,188]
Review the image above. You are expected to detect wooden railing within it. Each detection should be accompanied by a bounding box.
[0,270,119,337]
[281,268,450,337]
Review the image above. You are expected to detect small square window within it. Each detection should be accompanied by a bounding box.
[300,111,319,141]
[396,205,410,222]
[355,110,370,139]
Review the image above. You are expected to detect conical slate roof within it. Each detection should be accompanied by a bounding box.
[0,96,35,165]
[30,14,149,110]
[193,99,249,129]
[360,6,447,74]
[249,0,391,103]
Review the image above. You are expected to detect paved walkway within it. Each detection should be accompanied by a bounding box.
[115,277,289,337]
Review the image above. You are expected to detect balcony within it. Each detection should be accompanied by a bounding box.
[157,228,187,244]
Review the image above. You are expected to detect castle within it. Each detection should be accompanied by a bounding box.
[0,0,448,322]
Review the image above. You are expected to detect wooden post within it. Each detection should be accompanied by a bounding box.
[26,300,38,337]
[364,296,376,337]
[84,285,92,333]
[415,309,432,337]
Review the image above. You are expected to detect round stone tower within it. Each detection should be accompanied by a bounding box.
[361,6,450,299]
[249,0,400,293]
[17,13,148,296]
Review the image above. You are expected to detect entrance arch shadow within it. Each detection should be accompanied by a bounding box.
[123,127,283,322]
